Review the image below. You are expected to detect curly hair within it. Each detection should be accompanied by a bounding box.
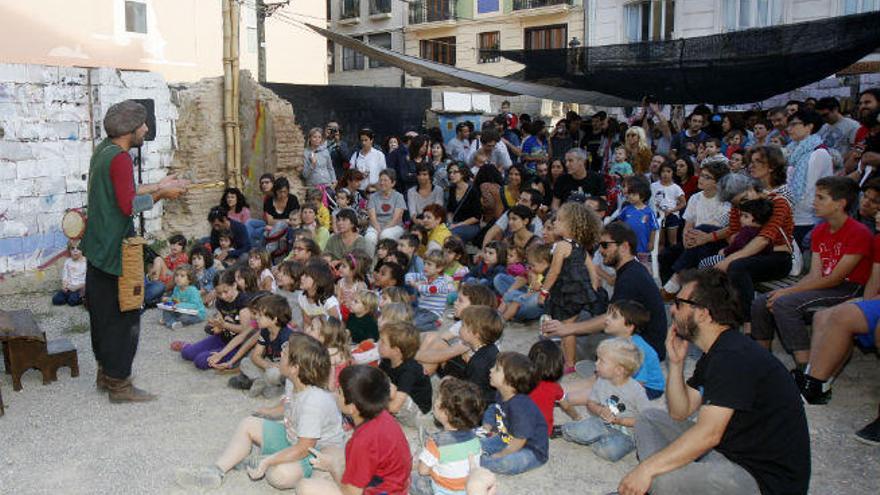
[557,202,601,249]
[437,377,485,430]
[747,145,787,189]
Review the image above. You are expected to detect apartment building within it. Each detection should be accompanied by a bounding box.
[0,0,327,84]
[327,0,407,87]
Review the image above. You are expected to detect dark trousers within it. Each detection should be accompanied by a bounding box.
[726,251,792,322]
[86,263,142,380]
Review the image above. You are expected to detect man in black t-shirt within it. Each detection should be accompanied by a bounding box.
[551,148,606,209]
[618,270,810,495]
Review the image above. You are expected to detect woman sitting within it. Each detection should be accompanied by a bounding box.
[365,169,406,253]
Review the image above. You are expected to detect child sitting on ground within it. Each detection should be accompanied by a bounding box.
[305,316,351,391]
[296,365,412,495]
[528,341,582,437]
[275,260,305,330]
[298,260,342,327]
[188,245,217,306]
[375,239,399,269]
[160,266,207,330]
[442,237,469,286]
[480,352,548,475]
[175,333,345,491]
[498,243,551,322]
[560,338,652,462]
[700,197,775,268]
[459,305,504,404]
[399,233,425,276]
[335,250,370,318]
[417,283,497,376]
[347,291,379,344]
[411,378,485,495]
[249,248,277,293]
[464,242,507,287]
[619,175,659,256]
[214,230,235,269]
[149,233,188,291]
[407,250,455,332]
[374,261,406,294]
[565,300,665,411]
[379,321,433,427]
[172,270,254,370]
[52,240,86,306]
[228,294,294,398]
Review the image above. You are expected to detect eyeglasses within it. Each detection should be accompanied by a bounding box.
[673,296,705,309]
[293,246,306,251]
[598,241,617,249]
[699,173,715,180]
[787,120,804,128]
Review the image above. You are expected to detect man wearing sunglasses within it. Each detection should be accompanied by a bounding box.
[541,222,667,361]
[618,269,809,495]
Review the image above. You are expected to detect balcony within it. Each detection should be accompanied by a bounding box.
[512,0,573,11]
[369,0,392,18]
[340,0,360,24]
[409,0,457,25]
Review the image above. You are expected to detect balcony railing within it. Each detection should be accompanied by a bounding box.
[512,0,573,10]
[340,0,360,19]
[409,0,457,24]
[369,0,392,15]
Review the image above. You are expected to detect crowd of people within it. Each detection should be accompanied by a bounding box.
[111,91,880,494]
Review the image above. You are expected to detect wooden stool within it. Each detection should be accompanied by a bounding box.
[1,310,79,391]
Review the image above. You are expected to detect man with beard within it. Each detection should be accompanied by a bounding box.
[542,222,667,360]
[617,269,810,495]
[80,100,188,402]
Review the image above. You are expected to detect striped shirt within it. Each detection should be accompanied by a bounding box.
[414,274,454,317]
[728,193,794,248]
[418,430,482,492]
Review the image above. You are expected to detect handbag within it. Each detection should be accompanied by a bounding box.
[777,227,804,277]
[119,237,147,312]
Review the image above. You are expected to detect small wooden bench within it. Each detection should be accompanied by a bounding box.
[0,310,79,392]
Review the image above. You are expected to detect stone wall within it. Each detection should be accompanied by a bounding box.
[0,64,175,292]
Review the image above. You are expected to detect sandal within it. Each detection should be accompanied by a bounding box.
[170,340,187,352]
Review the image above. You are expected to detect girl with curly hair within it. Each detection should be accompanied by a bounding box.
[538,202,603,372]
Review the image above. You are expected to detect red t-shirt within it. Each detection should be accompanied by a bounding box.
[529,380,564,435]
[342,410,412,495]
[810,217,874,285]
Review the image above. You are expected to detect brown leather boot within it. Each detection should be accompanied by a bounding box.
[105,376,157,403]
[96,366,108,392]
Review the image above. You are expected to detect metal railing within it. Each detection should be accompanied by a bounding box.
[512,0,573,10]
[340,0,360,19]
[409,0,457,24]
[369,0,392,15]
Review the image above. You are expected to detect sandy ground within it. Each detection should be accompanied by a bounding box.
[0,292,878,495]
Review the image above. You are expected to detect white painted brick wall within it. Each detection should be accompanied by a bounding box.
[0,62,177,277]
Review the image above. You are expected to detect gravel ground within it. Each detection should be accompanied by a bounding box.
[0,292,878,494]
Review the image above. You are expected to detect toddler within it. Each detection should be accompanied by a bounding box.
[188,245,217,306]
[480,352,548,475]
[300,202,330,250]
[160,266,207,330]
[411,378,485,495]
[650,162,686,247]
[399,233,425,275]
[407,250,455,332]
[52,241,86,306]
[609,145,633,177]
[346,291,379,344]
[214,230,235,269]
[379,321,433,427]
[176,333,344,491]
[528,341,581,437]
[298,260,342,327]
[276,260,305,330]
[335,250,370,315]
[464,242,507,287]
[619,175,659,255]
[560,338,652,462]
[306,316,351,391]
[149,233,188,290]
[458,306,504,404]
[498,243,550,322]
[700,197,774,268]
[249,248,277,293]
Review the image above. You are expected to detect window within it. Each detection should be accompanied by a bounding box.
[247,27,258,54]
[722,0,783,30]
[478,31,501,63]
[341,0,360,19]
[524,24,568,50]
[624,1,675,42]
[369,33,392,68]
[478,0,500,13]
[370,0,392,15]
[843,0,880,14]
[125,1,147,34]
[328,40,336,73]
[343,36,365,70]
[420,37,456,65]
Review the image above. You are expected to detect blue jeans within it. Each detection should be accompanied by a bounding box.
[561,416,635,462]
[451,223,481,244]
[246,219,267,247]
[52,289,83,306]
[144,279,166,306]
[479,435,544,475]
[161,310,203,328]
[495,274,542,321]
[413,308,441,332]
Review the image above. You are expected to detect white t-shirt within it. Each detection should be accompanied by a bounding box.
[297,293,340,319]
[682,191,730,228]
[284,385,345,449]
[260,268,278,293]
[493,211,544,238]
[650,181,685,214]
[589,377,654,435]
[62,257,87,287]
[592,250,615,297]
[790,148,833,226]
[349,148,387,189]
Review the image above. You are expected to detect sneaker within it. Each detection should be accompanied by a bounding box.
[171,321,183,331]
[564,365,577,375]
[799,374,832,405]
[175,465,224,490]
[551,425,563,439]
[169,341,187,352]
[228,373,253,390]
[854,417,880,446]
[248,378,268,398]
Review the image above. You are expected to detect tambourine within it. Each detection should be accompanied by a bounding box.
[61,209,87,240]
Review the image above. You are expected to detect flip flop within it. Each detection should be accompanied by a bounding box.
[170,340,187,352]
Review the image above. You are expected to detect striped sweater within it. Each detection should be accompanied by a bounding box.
[414,274,454,317]
[417,430,482,492]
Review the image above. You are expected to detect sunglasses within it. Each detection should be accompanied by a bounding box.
[598,241,617,249]
[673,296,704,309]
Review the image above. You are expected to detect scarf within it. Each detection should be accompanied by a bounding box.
[787,133,823,204]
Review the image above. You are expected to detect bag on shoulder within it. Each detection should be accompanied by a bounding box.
[778,227,804,277]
